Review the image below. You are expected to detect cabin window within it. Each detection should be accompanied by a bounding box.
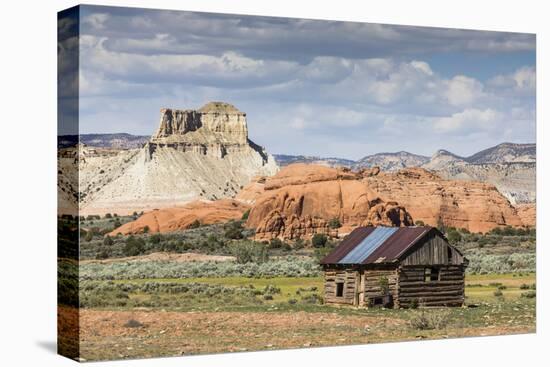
[424,267,440,282]
[447,246,453,263]
[336,282,344,297]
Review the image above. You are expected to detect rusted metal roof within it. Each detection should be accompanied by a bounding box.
[339,227,398,264]
[320,226,437,265]
[319,227,375,264]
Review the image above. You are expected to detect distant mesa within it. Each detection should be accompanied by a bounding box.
[67,101,278,216]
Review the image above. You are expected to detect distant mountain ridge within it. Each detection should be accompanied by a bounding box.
[66,133,535,205]
[273,142,535,204]
[58,133,149,149]
[273,154,355,168]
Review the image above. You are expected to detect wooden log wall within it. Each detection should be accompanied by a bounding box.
[363,269,399,307]
[401,234,463,266]
[324,268,357,305]
[397,265,465,307]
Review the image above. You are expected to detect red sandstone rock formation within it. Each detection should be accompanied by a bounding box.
[515,203,536,227]
[109,199,250,235]
[245,164,413,240]
[364,167,525,233]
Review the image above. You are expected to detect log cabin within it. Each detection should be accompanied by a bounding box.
[320,226,468,308]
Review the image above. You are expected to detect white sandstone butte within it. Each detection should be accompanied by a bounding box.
[77,102,278,215]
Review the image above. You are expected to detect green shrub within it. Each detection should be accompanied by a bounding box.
[293,239,305,250]
[224,221,244,240]
[521,290,536,299]
[149,233,163,245]
[415,220,425,226]
[188,219,201,229]
[230,241,269,264]
[143,226,150,234]
[95,249,110,259]
[446,230,461,244]
[80,256,321,280]
[103,235,113,247]
[493,289,503,297]
[269,238,284,249]
[241,209,250,221]
[519,283,530,290]
[84,230,93,242]
[124,319,144,328]
[123,236,146,257]
[312,233,328,248]
[104,213,112,219]
[409,309,451,330]
[328,217,342,229]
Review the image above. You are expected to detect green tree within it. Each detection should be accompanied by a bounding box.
[123,236,146,256]
[103,235,113,246]
[241,209,250,220]
[446,229,461,244]
[312,233,328,248]
[224,221,244,239]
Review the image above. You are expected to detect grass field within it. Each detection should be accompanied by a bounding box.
[74,273,536,361]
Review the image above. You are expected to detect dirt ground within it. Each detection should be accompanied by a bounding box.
[75,308,534,361]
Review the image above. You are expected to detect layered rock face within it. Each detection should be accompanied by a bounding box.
[363,167,526,233]
[245,164,413,240]
[110,199,250,235]
[515,203,536,228]
[149,102,250,158]
[79,102,278,215]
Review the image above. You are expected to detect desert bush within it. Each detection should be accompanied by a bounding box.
[188,219,201,229]
[519,283,530,290]
[466,253,535,274]
[414,220,425,226]
[84,230,94,242]
[293,239,305,250]
[312,234,328,248]
[493,289,503,297]
[123,236,146,257]
[409,309,451,330]
[301,293,323,304]
[95,249,110,259]
[328,217,342,229]
[80,256,321,280]
[241,209,250,220]
[521,290,536,299]
[124,319,144,328]
[224,221,245,240]
[149,233,163,245]
[230,241,269,264]
[446,229,461,244]
[103,235,113,247]
[268,238,284,249]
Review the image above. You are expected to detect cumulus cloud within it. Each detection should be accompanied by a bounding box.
[433,108,499,133]
[74,5,536,158]
[444,75,484,106]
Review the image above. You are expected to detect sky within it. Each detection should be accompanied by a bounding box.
[67,5,535,160]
